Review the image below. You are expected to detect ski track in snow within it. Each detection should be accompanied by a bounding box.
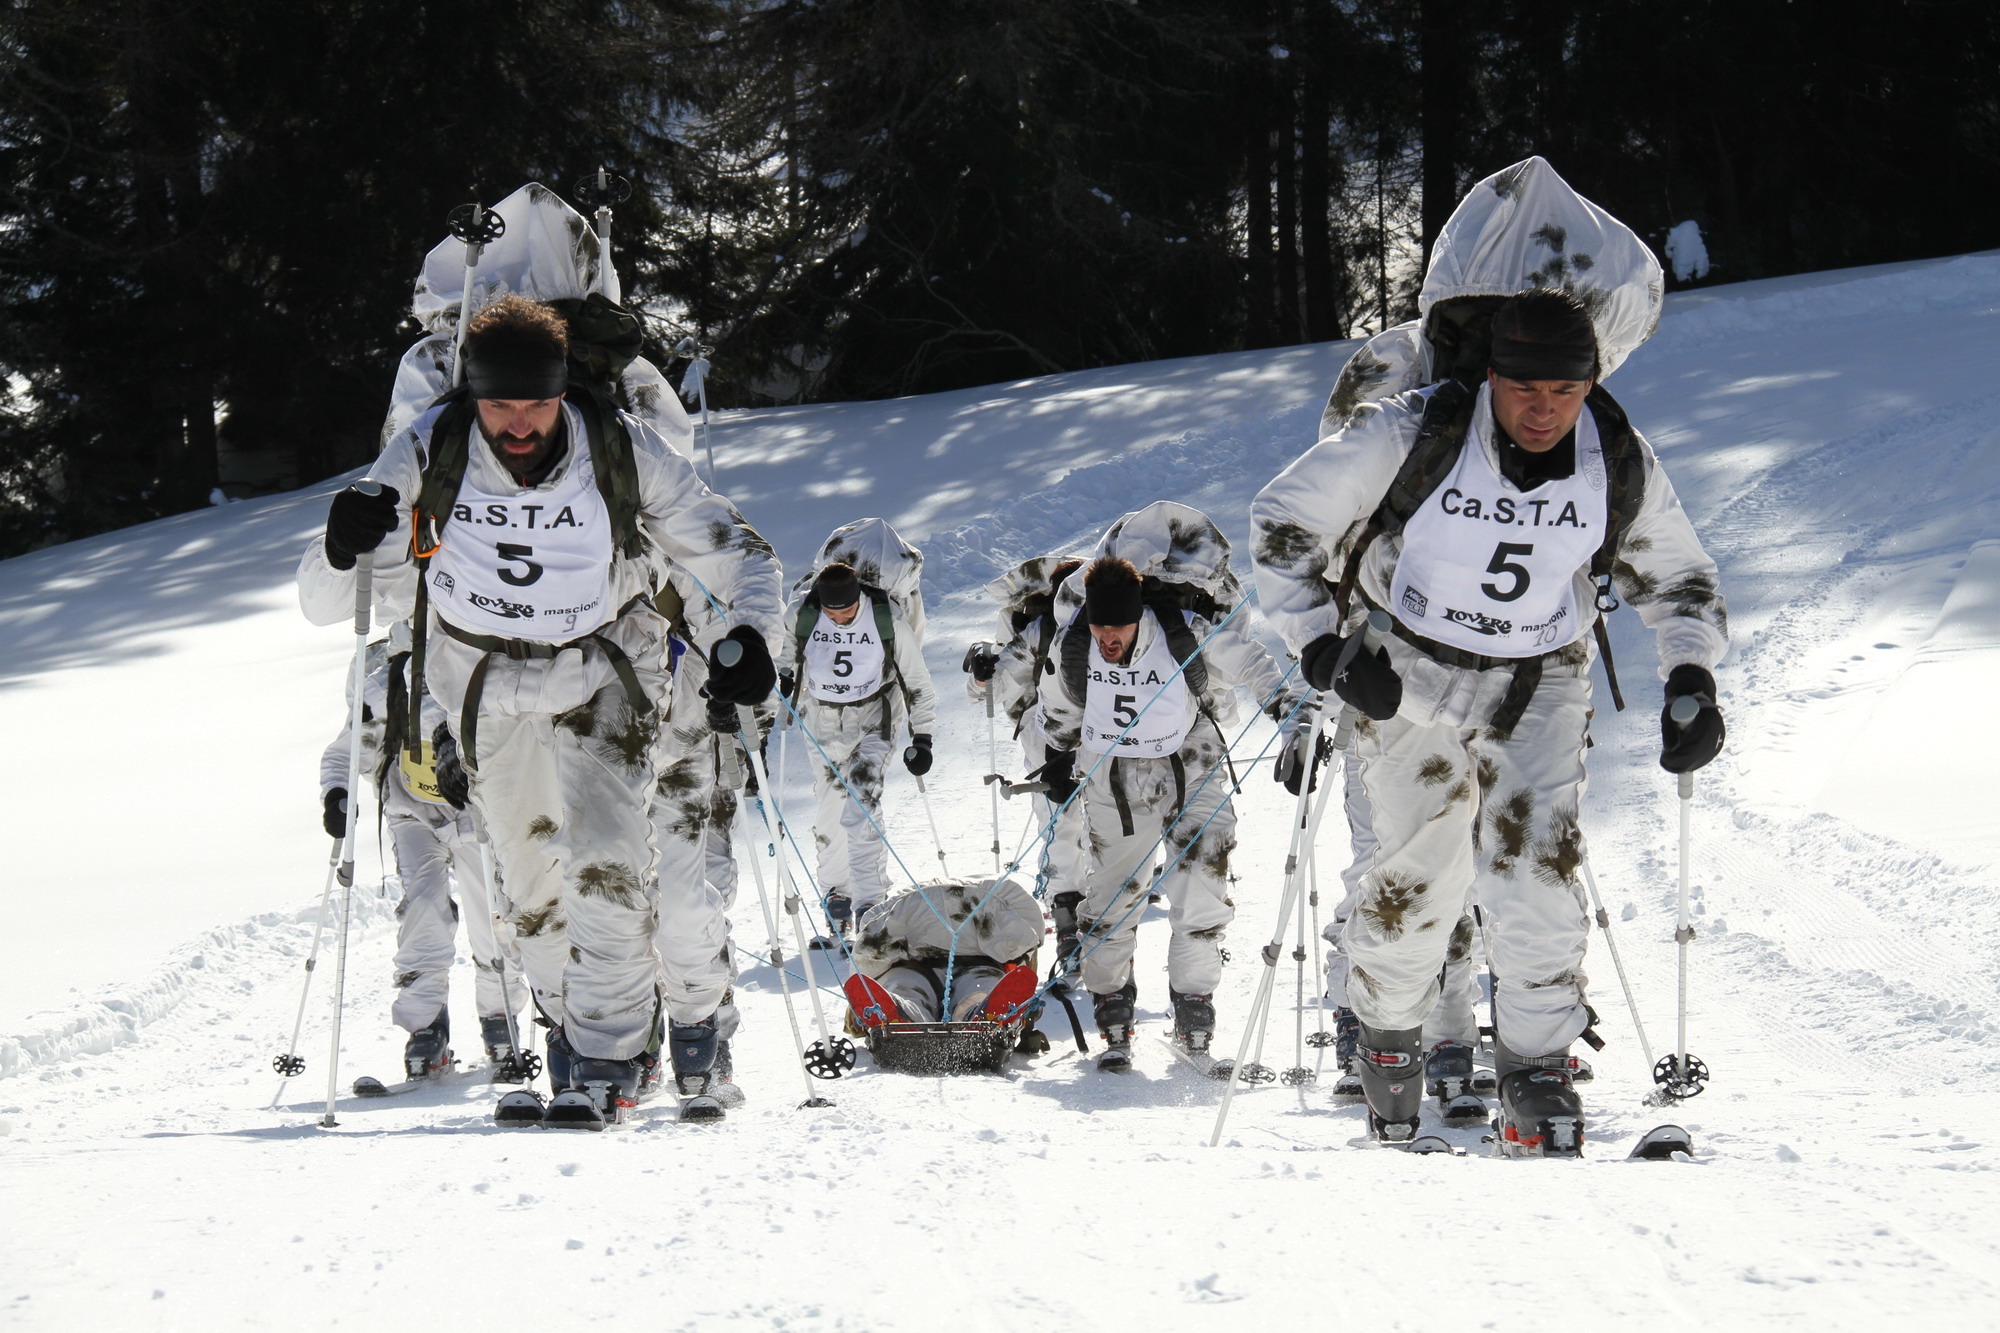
[4,255,1999,1330]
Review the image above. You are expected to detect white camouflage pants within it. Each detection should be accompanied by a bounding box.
[1076,753,1236,999]
[1342,671,1592,1058]
[386,799,526,1031]
[1024,737,1087,899]
[650,725,737,1030]
[806,703,896,916]
[471,677,664,1061]
[1324,746,1480,1047]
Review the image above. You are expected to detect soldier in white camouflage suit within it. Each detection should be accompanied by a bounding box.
[963,555,1088,963]
[1250,161,1727,1152]
[1037,503,1304,1071]
[319,634,529,1080]
[299,296,783,1123]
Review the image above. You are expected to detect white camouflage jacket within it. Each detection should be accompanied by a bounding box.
[1249,383,1728,728]
[297,400,784,724]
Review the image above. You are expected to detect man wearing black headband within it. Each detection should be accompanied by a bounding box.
[1251,286,1728,1153]
[299,294,784,1125]
[1037,546,1302,1072]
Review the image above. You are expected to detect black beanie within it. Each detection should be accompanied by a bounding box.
[815,564,862,611]
[1084,569,1143,626]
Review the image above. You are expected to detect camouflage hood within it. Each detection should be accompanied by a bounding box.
[852,877,1046,977]
[982,553,1085,616]
[792,517,927,639]
[1056,501,1245,616]
[1422,156,1663,377]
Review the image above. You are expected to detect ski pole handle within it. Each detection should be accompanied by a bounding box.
[1669,695,1698,799]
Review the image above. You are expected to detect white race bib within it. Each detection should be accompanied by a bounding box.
[1080,611,1192,758]
[803,606,886,703]
[428,430,616,643]
[1389,392,1605,659]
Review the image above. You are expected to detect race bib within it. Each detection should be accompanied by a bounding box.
[399,740,449,806]
[803,607,886,703]
[1389,395,1605,659]
[1080,612,1191,758]
[428,427,616,644]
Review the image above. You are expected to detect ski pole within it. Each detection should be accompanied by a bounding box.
[1282,848,1312,1086]
[478,836,538,1082]
[737,798,832,1107]
[1579,858,1657,1080]
[713,638,854,1078]
[445,202,506,378]
[1654,697,1710,1101]
[322,496,380,1128]
[676,336,717,488]
[985,684,1002,874]
[1212,612,1387,1146]
[1304,837,1332,1061]
[269,838,342,1105]
[573,168,632,303]
[910,768,952,880]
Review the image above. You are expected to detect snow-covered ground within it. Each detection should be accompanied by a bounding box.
[3,253,1997,1330]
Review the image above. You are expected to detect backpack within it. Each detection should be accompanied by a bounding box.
[794,518,927,641]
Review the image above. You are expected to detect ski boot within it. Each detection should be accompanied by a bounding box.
[547,1053,650,1130]
[1356,1024,1425,1143]
[543,1024,575,1093]
[1169,988,1216,1056]
[668,1016,726,1123]
[1425,1040,1487,1127]
[711,1038,746,1109]
[1493,1039,1585,1158]
[1091,980,1137,1072]
[810,892,853,950]
[480,1014,537,1084]
[1329,1007,1364,1101]
[402,1010,452,1080]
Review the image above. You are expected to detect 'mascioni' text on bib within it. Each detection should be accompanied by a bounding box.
[804,607,886,702]
[1081,612,1192,757]
[428,434,616,644]
[1388,396,1606,659]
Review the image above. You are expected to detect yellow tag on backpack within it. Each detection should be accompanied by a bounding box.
[400,741,449,805]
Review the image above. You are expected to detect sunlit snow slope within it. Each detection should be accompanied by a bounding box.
[1,254,1995,1332]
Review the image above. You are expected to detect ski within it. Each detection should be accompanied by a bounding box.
[543,1089,615,1131]
[1343,1132,1465,1155]
[1627,1124,1695,1161]
[1156,1037,1237,1082]
[1096,1044,1135,1073]
[350,1062,476,1099]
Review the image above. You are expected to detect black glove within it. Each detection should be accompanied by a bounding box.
[707,694,741,736]
[903,734,933,776]
[322,787,349,839]
[1660,664,1725,774]
[962,642,1000,683]
[1039,748,1079,804]
[1301,631,1402,722]
[432,722,470,810]
[707,626,777,705]
[778,668,797,701]
[323,483,402,571]
[1273,729,1334,796]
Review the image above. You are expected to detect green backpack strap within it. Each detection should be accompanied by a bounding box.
[1141,583,1210,697]
[565,379,645,559]
[1331,378,1477,622]
[871,592,896,653]
[1581,384,1647,711]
